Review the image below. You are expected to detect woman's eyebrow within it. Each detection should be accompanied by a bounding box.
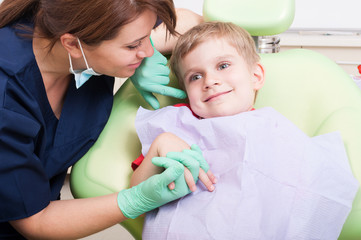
[125,35,149,45]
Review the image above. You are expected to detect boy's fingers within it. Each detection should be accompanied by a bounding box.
[168,182,175,190]
[199,168,215,192]
[184,168,197,192]
[207,169,217,184]
[165,168,196,192]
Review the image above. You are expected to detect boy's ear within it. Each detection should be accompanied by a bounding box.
[60,33,82,58]
[252,63,265,91]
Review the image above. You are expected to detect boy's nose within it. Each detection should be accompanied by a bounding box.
[203,75,220,89]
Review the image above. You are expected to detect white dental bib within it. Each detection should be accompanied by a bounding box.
[135,106,359,240]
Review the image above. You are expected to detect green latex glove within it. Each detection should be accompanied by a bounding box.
[166,144,209,183]
[130,37,186,109]
[117,156,190,219]
[188,144,209,173]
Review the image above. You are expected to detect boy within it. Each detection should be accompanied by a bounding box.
[131,22,358,239]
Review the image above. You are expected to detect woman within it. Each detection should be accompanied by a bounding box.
[0,0,210,239]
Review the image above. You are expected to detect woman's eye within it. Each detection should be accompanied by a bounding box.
[190,74,202,82]
[218,63,230,70]
[127,41,142,50]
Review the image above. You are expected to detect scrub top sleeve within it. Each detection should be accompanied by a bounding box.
[0,108,51,221]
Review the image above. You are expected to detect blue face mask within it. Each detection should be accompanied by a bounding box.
[69,38,102,89]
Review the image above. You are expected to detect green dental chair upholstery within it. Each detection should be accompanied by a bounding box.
[70,0,361,239]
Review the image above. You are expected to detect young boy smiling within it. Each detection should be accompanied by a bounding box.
[131,22,358,239]
[170,21,264,119]
[130,21,263,192]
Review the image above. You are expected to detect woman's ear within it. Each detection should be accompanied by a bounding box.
[60,33,82,58]
[252,63,265,91]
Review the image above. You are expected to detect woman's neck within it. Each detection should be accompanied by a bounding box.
[33,36,72,119]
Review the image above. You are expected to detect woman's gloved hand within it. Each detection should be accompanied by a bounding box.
[167,144,216,192]
[117,156,191,219]
[130,38,186,109]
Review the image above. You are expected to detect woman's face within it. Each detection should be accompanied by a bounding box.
[81,9,157,78]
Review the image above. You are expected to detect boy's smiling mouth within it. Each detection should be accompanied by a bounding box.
[204,90,232,102]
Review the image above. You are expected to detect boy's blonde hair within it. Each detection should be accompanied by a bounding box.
[169,21,260,89]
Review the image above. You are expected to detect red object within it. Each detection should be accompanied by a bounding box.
[132,154,144,171]
[358,65,361,74]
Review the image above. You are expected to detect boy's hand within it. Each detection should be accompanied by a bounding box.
[166,144,216,192]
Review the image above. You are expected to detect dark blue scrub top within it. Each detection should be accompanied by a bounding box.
[0,19,114,239]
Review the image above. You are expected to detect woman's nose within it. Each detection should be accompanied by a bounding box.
[136,38,154,59]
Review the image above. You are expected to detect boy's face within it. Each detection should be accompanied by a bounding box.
[179,38,264,119]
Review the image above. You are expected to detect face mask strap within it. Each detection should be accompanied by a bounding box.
[68,53,75,73]
[77,38,91,69]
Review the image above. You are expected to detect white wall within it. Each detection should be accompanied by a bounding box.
[173,0,203,15]
[291,0,361,31]
[174,0,361,31]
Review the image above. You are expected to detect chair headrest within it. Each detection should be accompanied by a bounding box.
[203,0,295,36]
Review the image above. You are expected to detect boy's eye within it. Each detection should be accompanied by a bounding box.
[218,63,230,70]
[190,74,202,82]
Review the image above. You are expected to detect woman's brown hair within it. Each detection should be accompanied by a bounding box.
[0,0,177,49]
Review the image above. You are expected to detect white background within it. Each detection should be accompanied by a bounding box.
[174,0,361,31]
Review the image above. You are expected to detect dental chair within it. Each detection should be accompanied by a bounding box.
[70,0,361,239]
